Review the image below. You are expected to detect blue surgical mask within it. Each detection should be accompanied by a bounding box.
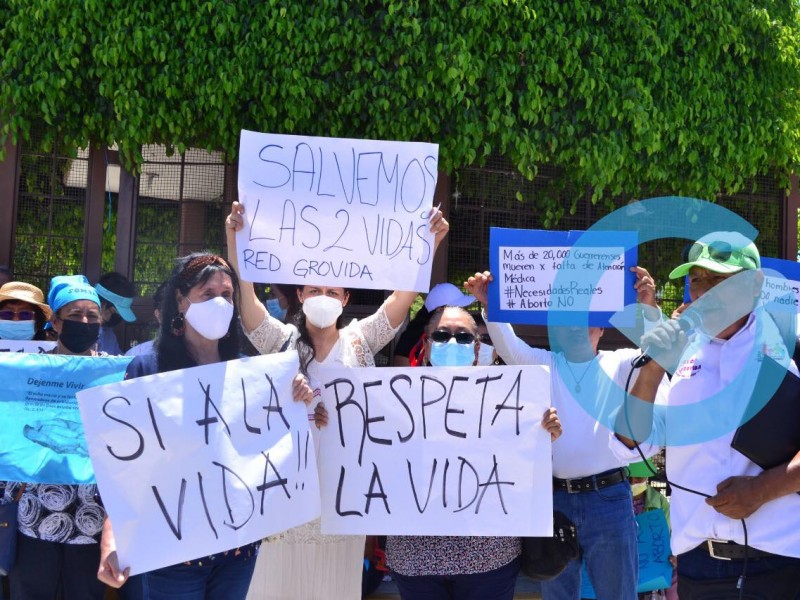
[0,320,35,340]
[266,298,287,321]
[429,339,476,367]
[477,342,496,366]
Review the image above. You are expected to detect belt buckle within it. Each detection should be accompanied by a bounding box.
[707,539,732,561]
[565,478,580,494]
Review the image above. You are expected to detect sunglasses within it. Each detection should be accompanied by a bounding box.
[0,310,35,321]
[430,329,476,345]
[478,334,492,345]
[682,241,757,269]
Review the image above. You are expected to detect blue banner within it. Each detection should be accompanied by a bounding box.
[0,353,131,484]
[580,508,672,597]
[488,228,638,327]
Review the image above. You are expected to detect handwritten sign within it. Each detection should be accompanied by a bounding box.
[0,340,56,353]
[580,508,672,597]
[237,130,439,292]
[0,353,131,483]
[760,257,800,309]
[488,229,638,327]
[76,352,319,576]
[316,365,553,536]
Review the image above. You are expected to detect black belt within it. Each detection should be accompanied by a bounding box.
[553,468,626,494]
[701,540,776,561]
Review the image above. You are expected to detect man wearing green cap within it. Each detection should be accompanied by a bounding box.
[616,232,800,598]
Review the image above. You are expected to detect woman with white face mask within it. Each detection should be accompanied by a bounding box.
[225,201,449,600]
[97,253,313,599]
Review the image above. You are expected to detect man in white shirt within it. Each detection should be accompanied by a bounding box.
[616,232,800,599]
[467,267,665,600]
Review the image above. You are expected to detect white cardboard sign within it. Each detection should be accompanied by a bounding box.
[237,130,439,292]
[77,352,319,575]
[317,365,554,536]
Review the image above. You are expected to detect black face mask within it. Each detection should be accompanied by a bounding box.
[59,319,100,353]
[105,312,123,328]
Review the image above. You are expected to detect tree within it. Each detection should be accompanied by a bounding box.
[2,1,800,220]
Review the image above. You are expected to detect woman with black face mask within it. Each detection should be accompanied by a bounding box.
[5,275,109,600]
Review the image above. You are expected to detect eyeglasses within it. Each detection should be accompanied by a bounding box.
[430,329,476,344]
[478,334,492,345]
[0,310,35,321]
[682,241,757,270]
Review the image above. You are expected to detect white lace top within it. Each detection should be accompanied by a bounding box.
[245,301,400,544]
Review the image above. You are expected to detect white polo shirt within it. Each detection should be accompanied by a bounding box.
[485,320,666,479]
[655,311,800,557]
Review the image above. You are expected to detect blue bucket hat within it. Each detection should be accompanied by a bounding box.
[48,275,101,315]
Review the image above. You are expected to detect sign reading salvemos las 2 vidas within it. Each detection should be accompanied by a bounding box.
[237,130,439,292]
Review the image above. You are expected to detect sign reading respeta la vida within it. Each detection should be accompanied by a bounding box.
[236,130,439,292]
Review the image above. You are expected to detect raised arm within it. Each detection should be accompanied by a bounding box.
[225,201,268,333]
[382,207,449,328]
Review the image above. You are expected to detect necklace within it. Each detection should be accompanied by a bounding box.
[562,355,596,392]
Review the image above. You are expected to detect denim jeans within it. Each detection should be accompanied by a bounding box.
[140,555,258,600]
[393,556,520,600]
[541,480,637,600]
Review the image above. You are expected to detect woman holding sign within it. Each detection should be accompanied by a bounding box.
[97,253,313,599]
[225,200,448,600]
[378,304,562,600]
[5,275,109,600]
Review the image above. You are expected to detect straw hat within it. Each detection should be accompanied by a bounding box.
[0,281,54,320]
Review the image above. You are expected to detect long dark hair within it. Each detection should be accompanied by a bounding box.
[155,252,242,373]
[293,287,350,376]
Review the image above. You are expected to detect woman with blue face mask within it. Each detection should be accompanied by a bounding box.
[0,281,52,341]
[312,305,563,599]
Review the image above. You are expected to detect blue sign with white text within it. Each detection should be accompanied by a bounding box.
[488,228,638,327]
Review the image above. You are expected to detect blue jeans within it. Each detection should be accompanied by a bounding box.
[140,555,258,600]
[393,556,520,600]
[541,480,637,600]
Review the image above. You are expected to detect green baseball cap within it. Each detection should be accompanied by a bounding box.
[669,231,760,279]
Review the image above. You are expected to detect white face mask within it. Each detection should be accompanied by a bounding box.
[302,295,343,329]
[477,342,495,366]
[630,482,648,497]
[184,297,234,340]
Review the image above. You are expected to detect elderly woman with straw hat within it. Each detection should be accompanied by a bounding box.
[0,281,53,341]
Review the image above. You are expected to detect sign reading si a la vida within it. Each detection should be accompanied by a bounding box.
[237,130,440,292]
[77,352,320,576]
[317,365,554,536]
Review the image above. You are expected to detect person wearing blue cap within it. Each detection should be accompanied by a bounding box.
[94,272,137,355]
[6,274,108,600]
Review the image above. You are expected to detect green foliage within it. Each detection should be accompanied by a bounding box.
[2,1,800,213]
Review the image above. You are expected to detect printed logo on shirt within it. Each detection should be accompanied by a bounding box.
[757,342,787,362]
[675,358,701,378]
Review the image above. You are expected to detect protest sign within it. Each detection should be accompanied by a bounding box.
[580,508,672,597]
[237,130,439,292]
[760,257,800,310]
[0,340,57,353]
[76,352,319,576]
[316,365,553,536]
[488,229,638,327]
[0,353,131,484]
